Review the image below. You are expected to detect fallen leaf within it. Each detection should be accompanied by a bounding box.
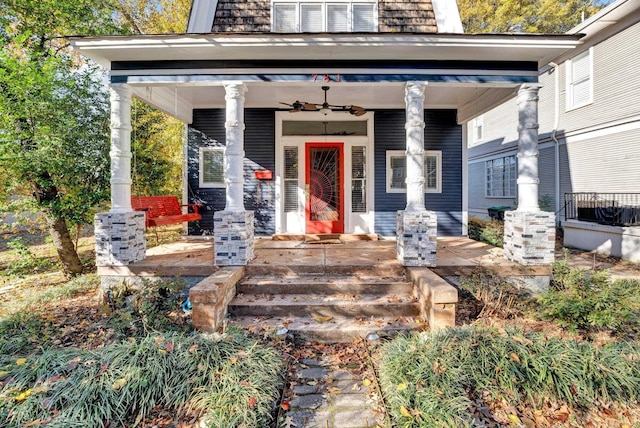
[154,337,165,346]
[400,406,413,418]
[362,379,372,387]
[166,342,174,352]
[188,344,198,353]
[16,358,27,366]
[312,315,333,323]
[0,371,9,378]
[15,389,32,402]
[509,353,521,363]
[112,378,127,390]
[327,386,342,394]
[282,415,297,428]
[397,383,407,391]
[280,401,290,411]
[248,396,257,407]
[68,357,81,370]
[507,414,521,424]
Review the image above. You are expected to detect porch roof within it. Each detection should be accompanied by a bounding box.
[70,32,583,124]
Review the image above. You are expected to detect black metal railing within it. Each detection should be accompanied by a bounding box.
[564,192,640,226]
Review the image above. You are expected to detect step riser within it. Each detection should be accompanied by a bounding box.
[237,283,414,296]
[245,265,405,277]
[228,303,421,318]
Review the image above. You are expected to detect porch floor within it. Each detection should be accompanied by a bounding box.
[96,236,551,278]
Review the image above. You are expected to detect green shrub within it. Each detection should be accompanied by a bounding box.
[468,216,504,247]
[378,327,640,427]
[538,257,640,334]
[0,332,284,427]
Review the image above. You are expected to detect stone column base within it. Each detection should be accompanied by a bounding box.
[95,211,146,266]
[396,210,438,267]
[504,210,556,265]
[214,210,255,266]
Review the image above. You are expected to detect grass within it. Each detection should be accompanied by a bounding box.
[0,332,284,427]
[378,327,640,427]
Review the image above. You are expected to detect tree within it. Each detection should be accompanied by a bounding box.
[457,0,612,33]
[0,1,120,275]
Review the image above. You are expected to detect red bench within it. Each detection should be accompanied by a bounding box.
[131,196,202,228]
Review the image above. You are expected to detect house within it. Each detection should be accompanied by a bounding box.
[466,0,640,262]
[69,0,582,269]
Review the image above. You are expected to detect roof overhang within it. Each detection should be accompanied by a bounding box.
[70,33,582,70]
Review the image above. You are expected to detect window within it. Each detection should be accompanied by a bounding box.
[199,147,224,188]
[473,115,484,143]
[486,155,516,197]
[386,150,442,193]
[352,146,366,212]
[566,49,593,110]
[272,1,377,33]
[283,146,298,212]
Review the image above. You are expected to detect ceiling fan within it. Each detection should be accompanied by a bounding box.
[279,86,366,116]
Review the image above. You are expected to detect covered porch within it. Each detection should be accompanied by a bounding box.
[70,32,581,270]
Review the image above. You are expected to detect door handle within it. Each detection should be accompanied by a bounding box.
[305,184,310,200]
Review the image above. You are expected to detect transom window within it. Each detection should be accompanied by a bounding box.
[566,48,593,110]
[486,155,516,197]
[386,150,442,193]
[272,1,377,33]
[199,147,225,188]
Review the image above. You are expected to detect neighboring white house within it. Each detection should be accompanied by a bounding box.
[466,0,640,262]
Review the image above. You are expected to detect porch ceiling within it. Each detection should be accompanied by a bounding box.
[70,32,582,124]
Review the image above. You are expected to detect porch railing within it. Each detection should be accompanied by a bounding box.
[564,192,640,226]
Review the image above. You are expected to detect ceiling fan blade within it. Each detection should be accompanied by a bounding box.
[302,103,318,110]
[348,105,366,116]
[278,101,294,107]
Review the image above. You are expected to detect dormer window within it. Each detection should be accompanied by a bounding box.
[272,1,377,33]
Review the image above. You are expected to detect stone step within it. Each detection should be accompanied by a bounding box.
[228,293,421,318]
[245,263,405,276]
[238,275,414,296]
[229,315,428,343]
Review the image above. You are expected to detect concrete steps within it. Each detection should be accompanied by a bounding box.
[228,274,424,342]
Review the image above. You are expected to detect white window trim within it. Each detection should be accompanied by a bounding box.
[199,146,225,188]
[271,0,378,33]
[485,154,516,198]
[565,47,593,111]
[385,150,442,194]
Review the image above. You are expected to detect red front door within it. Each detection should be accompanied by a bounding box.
[305,142,344,233]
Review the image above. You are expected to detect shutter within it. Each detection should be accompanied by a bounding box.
[301,4,323,32]
[274,3,297,32]
[353,3,375,32]
[327,4,349,32]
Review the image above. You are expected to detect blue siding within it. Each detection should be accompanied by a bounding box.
[187,109,276,236]
[374,110,463,236]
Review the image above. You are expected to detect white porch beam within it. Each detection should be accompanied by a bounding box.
[405,81,427,212]
[224,82,247,211]
[516,84,542,211]
[109,84,133,212]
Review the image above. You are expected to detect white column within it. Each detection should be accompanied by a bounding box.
[109,84,133,212]
[405,81,427,212]
[516,84,542,212]
[224,83,247,212]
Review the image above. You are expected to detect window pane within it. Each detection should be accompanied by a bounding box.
[572,79,591,106]
[353,4,375,31]
[327,4,349,32]
[301,4,323,32]
[352,147,366,212]
[284,146,298,179]
[390,155,406,189]
[284,181,298,212]
[274,4,297,32]
[203,150,223,184]
[572,52,590,82]
[425,155,437,189]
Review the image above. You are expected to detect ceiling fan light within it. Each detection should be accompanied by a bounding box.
[319,107,332,115]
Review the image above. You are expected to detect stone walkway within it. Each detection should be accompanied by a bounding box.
[278,341,387,428]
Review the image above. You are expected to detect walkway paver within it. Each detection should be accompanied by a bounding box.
[280,341,386,428]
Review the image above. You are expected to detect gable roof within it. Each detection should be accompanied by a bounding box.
[188,0,463,34]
